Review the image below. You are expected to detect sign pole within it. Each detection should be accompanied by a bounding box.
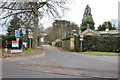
[81,41,82,51]
[30,39,31,49]
[80,38,84,52]
[15,30,20,48]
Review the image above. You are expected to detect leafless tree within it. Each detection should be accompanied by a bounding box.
[110,19,118,29]
[0,0,69,49]
[44,20,79,44]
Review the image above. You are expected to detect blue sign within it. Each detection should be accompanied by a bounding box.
[15,30,20,38]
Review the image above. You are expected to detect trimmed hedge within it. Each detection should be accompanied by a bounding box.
[62,36,74,41]
[74,36,80,52]
[75,35,120,52]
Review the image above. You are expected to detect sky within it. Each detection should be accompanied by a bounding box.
[0,0,119,34]
[42,0,119,29]
[64,0,119,29]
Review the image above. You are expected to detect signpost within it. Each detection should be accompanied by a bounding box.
[28,31,33,49]
[23,42,27,48]
[80,38,84,51]
[22,35,28,50]
[12,41,19,47]
[15,30,20,38]
[13,30,20,48]
[11,30,22,53]
[11,50,22,53]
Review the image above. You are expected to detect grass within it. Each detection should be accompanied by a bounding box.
[69,50,120,56]
[2,48,43,58]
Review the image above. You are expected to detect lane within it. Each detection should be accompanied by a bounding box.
[3,68,118,80]
[40,45,118,72]
[2,45,118,78]
[3,67,80,78]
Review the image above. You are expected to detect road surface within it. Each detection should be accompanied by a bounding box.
[2,45,118,79]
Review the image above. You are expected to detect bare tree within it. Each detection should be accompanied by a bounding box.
[110,19,118,29]
[0,0,68,49]
[44,20,79,44]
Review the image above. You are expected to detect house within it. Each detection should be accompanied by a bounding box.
[98,30,120,37]
[79,24,120,38]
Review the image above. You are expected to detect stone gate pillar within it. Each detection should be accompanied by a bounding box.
[70,38,75,50]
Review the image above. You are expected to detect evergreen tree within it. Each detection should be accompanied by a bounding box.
[7,15,22,37]
[108,21,116,30]
[97,21,116,31]
[81,16,95,31]
[5,15,23,48]
[80,5,95,32]
[97,25,105,31]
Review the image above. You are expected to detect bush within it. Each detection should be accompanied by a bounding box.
[55,42,62,47]
[75,35,120,52]
[74,36,80,52]
[62,36,74,41]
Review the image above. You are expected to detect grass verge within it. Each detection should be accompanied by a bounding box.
[2,48,43,58]
[69,51,120,56]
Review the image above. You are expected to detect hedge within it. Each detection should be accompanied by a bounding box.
[74,36,80,51]
[61,36,74,41]
[55,41,62,47]
[75,35,120,52]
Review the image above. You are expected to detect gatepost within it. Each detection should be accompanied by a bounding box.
[70,38,75,50]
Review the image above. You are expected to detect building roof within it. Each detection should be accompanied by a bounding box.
[80,29,120,36]
[80,29,99,35]
[98,30,120,35]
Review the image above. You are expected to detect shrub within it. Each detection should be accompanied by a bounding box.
[62,36,74,41]
[74,36,80,52]
[55,42,62,47]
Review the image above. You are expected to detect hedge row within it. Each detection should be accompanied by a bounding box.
[75,35,120,52]
[62,36,71,41]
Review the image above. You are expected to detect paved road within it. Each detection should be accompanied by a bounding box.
[3,67,79,78]
[2,45,118,79]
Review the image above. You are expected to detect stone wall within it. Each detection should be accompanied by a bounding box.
[62,38,75,50]
[62,40,70,50]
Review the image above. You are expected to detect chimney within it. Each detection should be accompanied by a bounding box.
[105,22,109,31]
[86,24,90,29]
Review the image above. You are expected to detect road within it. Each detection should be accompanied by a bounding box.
[2,45,118,79]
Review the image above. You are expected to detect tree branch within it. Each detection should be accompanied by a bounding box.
[0,7,33,10]
[38,2,47,9]
[1,11,33,19]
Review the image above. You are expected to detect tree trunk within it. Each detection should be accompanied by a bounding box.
[32,2,39,49]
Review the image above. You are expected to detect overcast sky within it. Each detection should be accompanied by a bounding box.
[0,0,119,34]
[42,0,119,29]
